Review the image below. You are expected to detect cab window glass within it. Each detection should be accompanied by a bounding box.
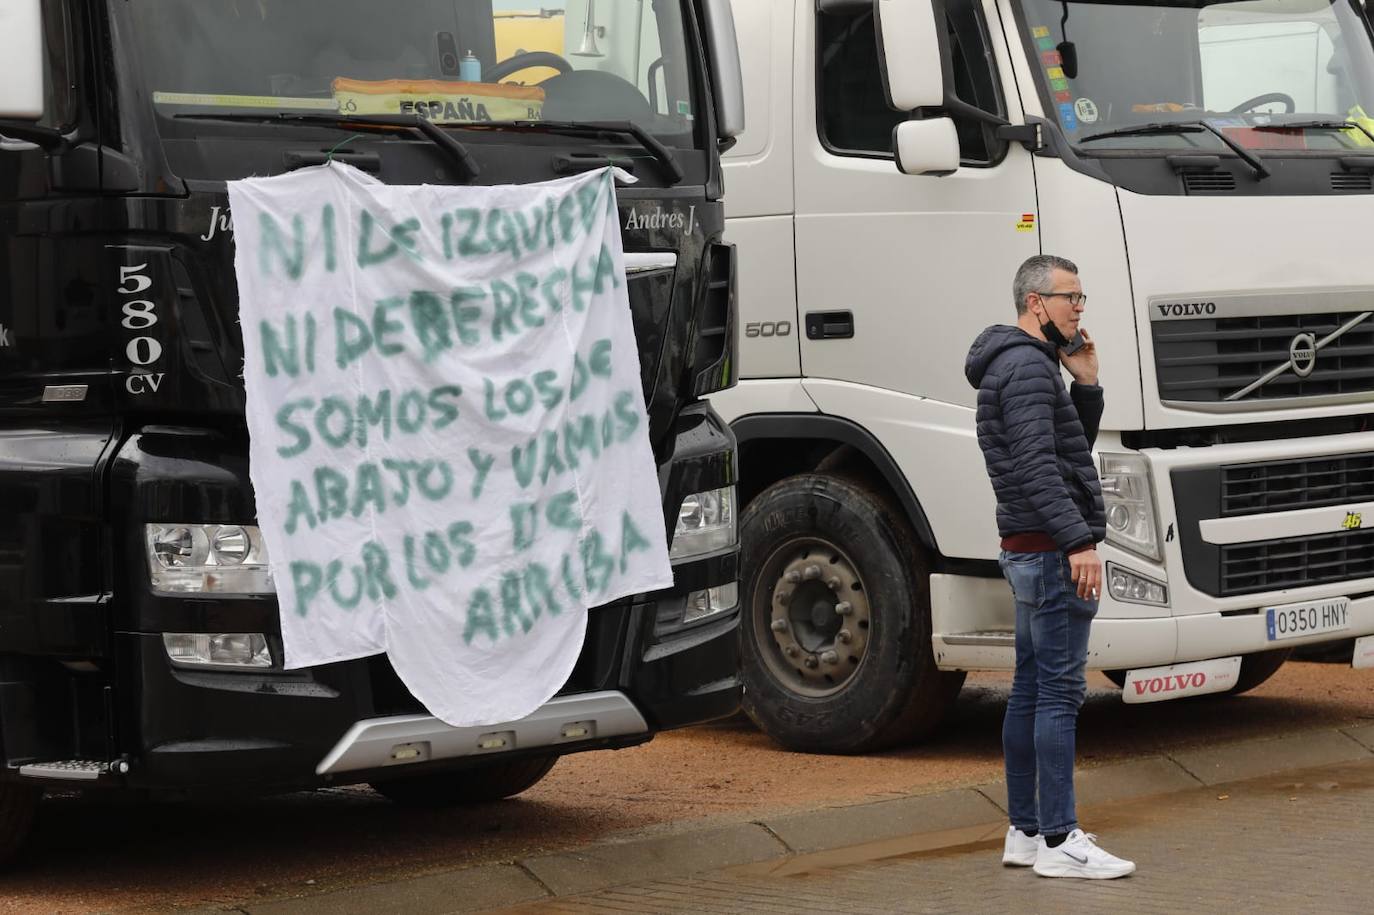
[816,0,1006,165]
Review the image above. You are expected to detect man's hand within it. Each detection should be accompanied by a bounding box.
[1059,328,1099,386]
[1069,547,1101,601]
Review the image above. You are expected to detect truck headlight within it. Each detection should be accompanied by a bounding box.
[670,487,737,561]
[1098,453,1161,561]
[146,524,274,595]
[684,581,740,623]
[164,632,272,669]
[1106,563,1168,606]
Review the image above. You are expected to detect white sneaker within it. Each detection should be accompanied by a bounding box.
[1001,826,1042,866]
[1033,829,1136,879]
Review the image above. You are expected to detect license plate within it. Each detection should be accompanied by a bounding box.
[1265,597,1350,642]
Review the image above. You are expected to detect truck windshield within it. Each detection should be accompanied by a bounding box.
[1015,0,1374,151]
[126,0,700,146]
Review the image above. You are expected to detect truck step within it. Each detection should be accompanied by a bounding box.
[941,630,1015,646]
[18,760,109,780]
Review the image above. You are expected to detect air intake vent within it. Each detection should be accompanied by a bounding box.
[1220,529,1374,595]
[1181,170,1236,193]
[1153,310,1374,403]
[691,243,736,396]
[1332,171,1374,192]
[1222,453,1374,516]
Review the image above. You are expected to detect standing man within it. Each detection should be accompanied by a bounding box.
[964,255,1135,879]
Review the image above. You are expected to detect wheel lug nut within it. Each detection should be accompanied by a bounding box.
[826,577,841,590]
[770,619,788,633]
[775,589,792,603]
[785,570,802,584]
[784,645,798,658]
[821,650,839,665]
[803,565,822,580]
[836,601,853,616]
[803,656,818,669]
[838,629,852,644]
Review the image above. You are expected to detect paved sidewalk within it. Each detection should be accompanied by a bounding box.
[491,757,1374,914]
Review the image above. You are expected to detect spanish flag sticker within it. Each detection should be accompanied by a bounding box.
[1016,213,1036,233]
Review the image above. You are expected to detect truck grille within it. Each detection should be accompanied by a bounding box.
[1222,453,1374,516]
[1174,451,1374,597]
[1153,311,1374,403]
[1221,529,1374,595]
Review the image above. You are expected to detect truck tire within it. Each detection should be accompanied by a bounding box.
[0,782,39,865]
[370,754,558,807]
[738,474,964,754]
[1102,648,1291,695]
[1231,647,1291,694]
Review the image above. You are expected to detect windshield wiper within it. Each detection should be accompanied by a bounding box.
[174,112,480,179]
[1079,120,1270,179]
[1249,119,1374,147]
[470,120,684,185]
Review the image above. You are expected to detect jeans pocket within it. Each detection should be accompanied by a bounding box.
[1000,552,1045,609]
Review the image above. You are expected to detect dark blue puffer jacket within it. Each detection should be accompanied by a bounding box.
[965,325,1106,552]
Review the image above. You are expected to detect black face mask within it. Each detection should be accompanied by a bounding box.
[1037,310,1071,348]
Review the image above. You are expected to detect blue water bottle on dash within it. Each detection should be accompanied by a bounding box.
[460,50,482,82]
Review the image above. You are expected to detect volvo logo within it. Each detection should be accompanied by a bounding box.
[1156,302,1217,317]
[1289,332,1318,378]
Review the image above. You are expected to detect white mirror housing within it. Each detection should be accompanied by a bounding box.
[702,0,746,139]
[874,0,947,111]
[894,118,960,176]
[0,0,44,120]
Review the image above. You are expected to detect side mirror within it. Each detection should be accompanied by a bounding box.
[874,0,950,111]
[0,0,43,120]
[701,0,746,141]
[894,119,960,175]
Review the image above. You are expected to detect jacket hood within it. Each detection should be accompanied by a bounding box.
[965,324,1054,388]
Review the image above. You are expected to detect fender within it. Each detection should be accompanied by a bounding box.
[731,413,939,552]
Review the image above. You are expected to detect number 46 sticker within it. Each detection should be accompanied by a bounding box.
[112,251,166,394]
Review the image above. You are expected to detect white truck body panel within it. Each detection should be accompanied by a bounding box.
[719,0,1374,673]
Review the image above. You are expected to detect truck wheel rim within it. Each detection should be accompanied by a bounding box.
[754,537,872,698]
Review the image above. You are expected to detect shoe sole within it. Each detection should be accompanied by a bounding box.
[1002,853,1037,867]
[1033,862,1136,879]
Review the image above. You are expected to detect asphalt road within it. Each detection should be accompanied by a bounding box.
[2,658,1371,914]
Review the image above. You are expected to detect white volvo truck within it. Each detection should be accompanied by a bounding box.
[713,0,1374,752]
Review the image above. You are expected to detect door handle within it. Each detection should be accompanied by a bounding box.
[806,311,854,340]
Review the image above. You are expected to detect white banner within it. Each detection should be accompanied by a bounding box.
[228,163,672,727]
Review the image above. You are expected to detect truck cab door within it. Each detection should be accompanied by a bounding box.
[790,0,1039,563]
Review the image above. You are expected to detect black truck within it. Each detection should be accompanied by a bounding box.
[0,0,744,860]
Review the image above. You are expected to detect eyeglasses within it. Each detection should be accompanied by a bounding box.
[1037,290,1088,307]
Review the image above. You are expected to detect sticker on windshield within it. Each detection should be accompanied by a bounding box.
[1041,50,1062,67]
[676,100,694,120]
[1051,78,1069,92]
[332,77,544,123]
[1058,102,1079,131]
[1037,36,1056,52]
[1074,98,1099,124]
[1031,25,1050,37]
[1045,67,1065,80]
[1054,90,1073,104]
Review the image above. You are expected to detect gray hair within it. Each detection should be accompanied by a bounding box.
[1013,254,1078,315]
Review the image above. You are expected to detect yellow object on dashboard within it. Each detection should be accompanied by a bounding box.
[332,77,545,123]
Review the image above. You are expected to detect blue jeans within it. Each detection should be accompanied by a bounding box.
[999,549,1098,836]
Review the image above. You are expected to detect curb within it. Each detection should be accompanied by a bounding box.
[223,723,1374,914]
